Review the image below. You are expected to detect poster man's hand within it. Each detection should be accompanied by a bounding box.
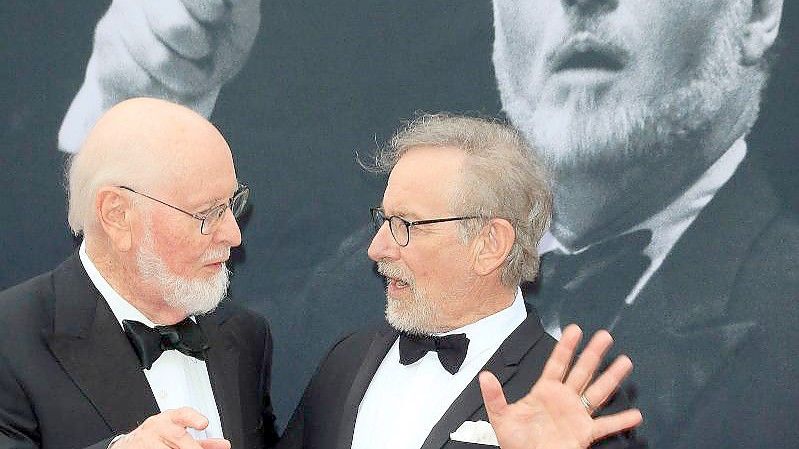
[59,0,261,152]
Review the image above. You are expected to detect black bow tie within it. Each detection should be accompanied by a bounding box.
[123,318,209,370]
[526,229,652,336]
[398,332,470,375]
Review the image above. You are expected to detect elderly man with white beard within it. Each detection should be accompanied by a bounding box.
[0,97,279,449]
[493,0,799,447]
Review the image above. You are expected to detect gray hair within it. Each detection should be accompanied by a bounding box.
[369,113,553,287]
[67,152,111,236]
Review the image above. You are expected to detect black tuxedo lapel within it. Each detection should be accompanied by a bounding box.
[335,325,399,449]
[45,255,159,434]
[420,309,548,449]
[627,158,778,329]
[199,306,244,449]
[609,159,775,444]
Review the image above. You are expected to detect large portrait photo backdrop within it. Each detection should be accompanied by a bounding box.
[1,1,797,447]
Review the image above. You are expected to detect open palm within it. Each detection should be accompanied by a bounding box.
[479,325,642,449]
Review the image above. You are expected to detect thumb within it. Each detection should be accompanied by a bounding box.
[479,371,508,418]
[199,438,231,449]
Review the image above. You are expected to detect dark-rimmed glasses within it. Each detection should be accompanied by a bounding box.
[118,184,249,235]
[370,207,478,247]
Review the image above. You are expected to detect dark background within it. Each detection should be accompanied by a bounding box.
[1,0,796,429]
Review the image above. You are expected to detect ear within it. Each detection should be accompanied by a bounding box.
[740,0,783,65]
[472,218,515,277]
[95,187,135,252]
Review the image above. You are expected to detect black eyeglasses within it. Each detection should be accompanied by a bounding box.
[118,184,250,235]
[370,207,478,247]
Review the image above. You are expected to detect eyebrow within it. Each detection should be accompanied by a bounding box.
[386,208,419,221]
[195,183,240,213]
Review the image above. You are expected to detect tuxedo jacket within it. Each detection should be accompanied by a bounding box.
[277,308,637,449]
[0,254,280,449]
[527,157,799,448]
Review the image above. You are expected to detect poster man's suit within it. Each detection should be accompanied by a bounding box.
[527,157,799,448]
[0,254,280,449]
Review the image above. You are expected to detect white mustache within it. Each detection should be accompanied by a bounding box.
[377,261,412,286]
[202,247,231,264]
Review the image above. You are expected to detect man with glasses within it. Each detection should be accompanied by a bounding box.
[0,97,279,449]
[278,114,642,449]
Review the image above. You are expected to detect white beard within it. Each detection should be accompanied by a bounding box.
[496,3,750,172]
[136,227,230,316]
[378,261,438,335]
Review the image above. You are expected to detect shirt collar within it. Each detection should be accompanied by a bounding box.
[436,288,527,357]
[79,241,157,328]
[540,137,747,260]
[632,137,746,263]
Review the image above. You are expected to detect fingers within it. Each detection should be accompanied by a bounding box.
[95,0,258,98]
[199,438,232,449]
[582,354,634,412]
[478,371,508,417]
[113,408,212,449]
[164,410,209,448]
[591,409,643,442]
[564,330,613,392]
[110,0,213,93]
[169,407,210,430]
[540,324,582,382]
[181,0,228,24]
[143,0,213,60]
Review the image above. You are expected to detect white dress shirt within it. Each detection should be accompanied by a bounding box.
[539,138,747,338]
[350,290,527,449]
[79,243,224,440]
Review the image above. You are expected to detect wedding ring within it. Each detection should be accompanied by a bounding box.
[580,394,595,414]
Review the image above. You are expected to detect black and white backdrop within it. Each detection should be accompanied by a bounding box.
[1,1,797,447]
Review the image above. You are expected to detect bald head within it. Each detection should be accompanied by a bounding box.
[68,97,234,236]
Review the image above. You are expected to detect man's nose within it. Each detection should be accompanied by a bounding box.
[367,221,400,262]
[214,208,243,248]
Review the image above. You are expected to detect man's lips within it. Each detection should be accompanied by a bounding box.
[377,262,411,292]
[387,277,409,289]
[550,33,628,73]
[204,258,228,268]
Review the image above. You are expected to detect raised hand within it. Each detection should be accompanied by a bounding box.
[479,324,642,449]
[59,0,261,152]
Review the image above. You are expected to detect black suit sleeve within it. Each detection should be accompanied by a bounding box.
[0,340,123,449]
[275,399,304,449]
[0,348,39,449]
[259,318,280,448]
[275,331,361,449]
[0,273,115,449]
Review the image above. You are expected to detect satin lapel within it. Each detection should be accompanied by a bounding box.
[335,325,399,449]
[420,311,547,449]
[611,159,773,442]
[198,306,243,449]
[45,255,158,433]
